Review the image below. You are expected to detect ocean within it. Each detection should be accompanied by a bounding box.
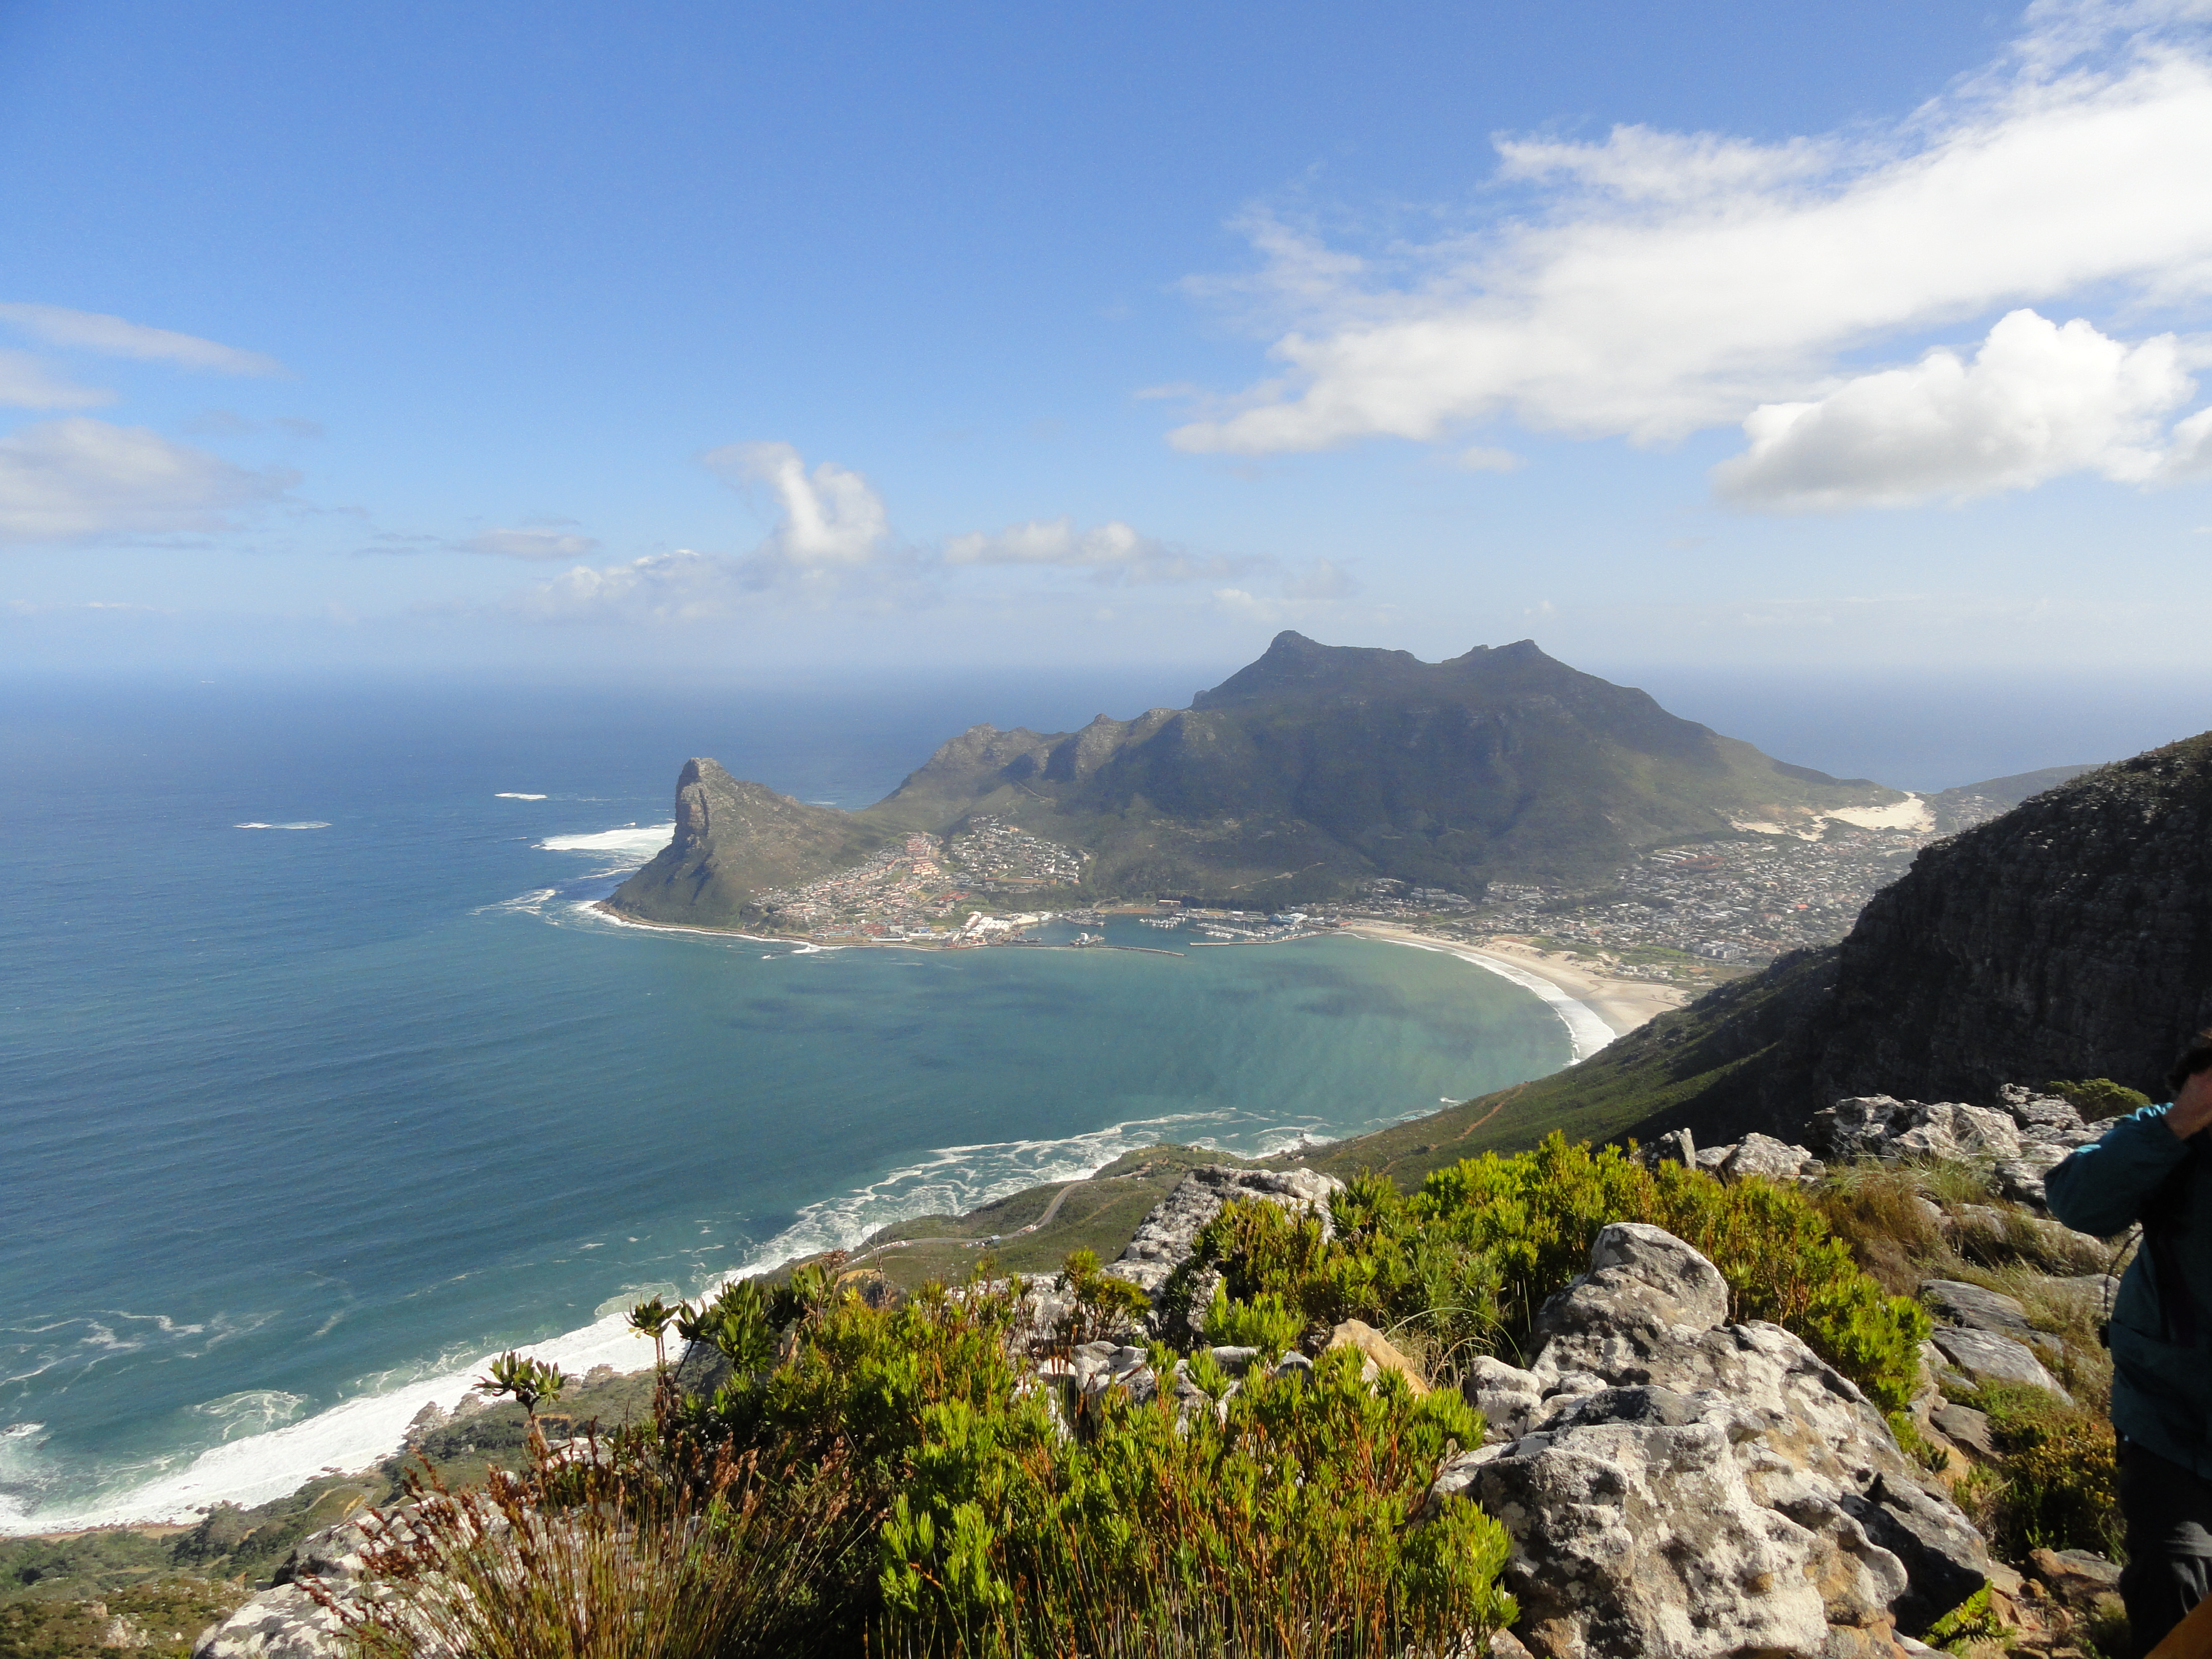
[0,672,1575,1534]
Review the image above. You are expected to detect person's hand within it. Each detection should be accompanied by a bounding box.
[2169,1068,2212,1139]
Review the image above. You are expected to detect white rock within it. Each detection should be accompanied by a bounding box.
[1479,1225,1990,1653]
[1718,1133,1821,1184]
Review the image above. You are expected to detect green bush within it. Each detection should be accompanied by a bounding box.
[878,1346,1514,1656]
[1950,1381,2122,1560]
[1203,1284,1302,1357]
[1172,1134,1929,1411]
[2047,1078,2153,1121]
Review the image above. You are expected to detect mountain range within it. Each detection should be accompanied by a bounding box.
[609,633,1904,928]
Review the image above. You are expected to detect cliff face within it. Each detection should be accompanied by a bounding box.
[609,759,888,929]
[1801,731,2212,1105]
[1592,731,2212,1147]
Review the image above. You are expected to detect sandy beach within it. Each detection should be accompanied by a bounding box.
[1339,924,1689,1045]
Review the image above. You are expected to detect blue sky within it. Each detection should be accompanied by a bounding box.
[6,0,2212,683]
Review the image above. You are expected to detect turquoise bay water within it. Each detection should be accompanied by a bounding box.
[0,675,1571,1532]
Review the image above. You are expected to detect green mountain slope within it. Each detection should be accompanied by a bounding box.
[609,632,1903,926]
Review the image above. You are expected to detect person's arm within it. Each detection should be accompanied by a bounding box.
[2046,1102,2191,1236]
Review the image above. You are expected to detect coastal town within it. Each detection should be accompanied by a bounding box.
[739,797,2001,981]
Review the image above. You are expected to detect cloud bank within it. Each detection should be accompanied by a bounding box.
[943,518,1266,585]
[0,303,286,377]
[520,444,1317,622]
[0,418,297,545]
[0,349,113,410]
[460,527,606,560]
[1165,0,2212,509]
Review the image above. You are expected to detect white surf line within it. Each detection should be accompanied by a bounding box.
[0,1306,661,1536]
[1379,938,1615,1063]
[582,903,843,950]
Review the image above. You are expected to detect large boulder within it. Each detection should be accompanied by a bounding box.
[1448,1224,1991,1657]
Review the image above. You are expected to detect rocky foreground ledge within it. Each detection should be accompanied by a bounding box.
[197,1216,1994,1658]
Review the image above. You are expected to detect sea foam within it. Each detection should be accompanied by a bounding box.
[538,824,673,857]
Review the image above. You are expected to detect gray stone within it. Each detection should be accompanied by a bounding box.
[1813,1096,1907,1162]
[1719,1133,1821,1183]
[1465,1354,1546,1443]
[1107,1164,1341,1297]
[1919,1280,2036,1344]
[1694,1143,1736,1172]
[1536,1221,1733,1342]
[194,1520,399,1659]
[1999,1085,2085,1135]
[1648,1127,1696,1168]
[1838,1473,1992,1634]
[194,1586,353,1659]
[1992,1147,2066,1210]
[1928,1326,2069,1399]
[1474,1409,1843,1658]
[1928,1403,1997,1460]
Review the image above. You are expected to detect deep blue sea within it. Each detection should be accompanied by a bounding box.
[0,673,1575,1533]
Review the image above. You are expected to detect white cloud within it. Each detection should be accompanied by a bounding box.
[942,517,1265,585]
[0,349,113,410]
[0,418,295,545]
[1454,445,1525,474]
[1714,309,2195,507]
[701,440,890,577]
[1164,1,2212,502]
[0,303,286,377]
[2159,401,2212,475]
[460,527,605,560]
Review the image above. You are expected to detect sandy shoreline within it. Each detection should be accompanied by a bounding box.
[1338,923,1688,1043]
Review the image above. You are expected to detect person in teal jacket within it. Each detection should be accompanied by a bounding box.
[2047,1031,2212,1656]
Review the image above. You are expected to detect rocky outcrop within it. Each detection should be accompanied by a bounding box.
[192,1520,384,1659]
[1682,1131,1824,1184]
[1445,1224,1990,1657]
[1105,1164,1342,1298]
[1809,1088,2108,1214]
